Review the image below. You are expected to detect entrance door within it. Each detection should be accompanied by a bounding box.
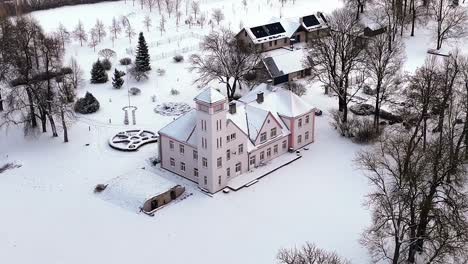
[151,199,159,210]
[170,190,176,200]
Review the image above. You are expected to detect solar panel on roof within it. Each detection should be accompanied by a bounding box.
[264,22,286,35]
[250,26,269,38]
[303,15,320,27]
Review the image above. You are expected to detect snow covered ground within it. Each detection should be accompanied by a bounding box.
[2,0,467,263]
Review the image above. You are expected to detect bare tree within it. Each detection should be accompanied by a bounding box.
[176,10,183,28]
[189,29,262,100]
[143,15,152,32]
[306,8,365,124]
[69,56,83,90]
[146,0,156,12]
[56,23,70,50]
[72,20,87,47]
[277,242,350,264]
[364,34,404,130]
[191,0,200,20]
[199,12,206,28]
[211,8,224,25]
[431,0,468,50]
[88,28,99,51]
[98,48,116,60]
[165,0,174,17]
[158,15,166,36]
[124,22,136,44]
[156,0,163,13]
[92,19,106,43]
[109,17,122,47]
[174,0,182,15]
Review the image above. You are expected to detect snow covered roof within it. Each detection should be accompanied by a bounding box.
[100,169,177,212]
[194,88,226,104]
[159,109,197,146]
[240,83,314,118]
[263,48,311,77]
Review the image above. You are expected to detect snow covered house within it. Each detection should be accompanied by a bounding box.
[236,12,329,52]
[262,48,313,85]
[158,84,316,193]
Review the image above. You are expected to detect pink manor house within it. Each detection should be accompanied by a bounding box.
[158,83,316,194]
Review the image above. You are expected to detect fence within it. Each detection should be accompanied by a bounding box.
[152,44,201,61]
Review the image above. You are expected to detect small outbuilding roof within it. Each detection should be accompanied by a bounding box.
[263,48,310,78]
[100,169,177,212]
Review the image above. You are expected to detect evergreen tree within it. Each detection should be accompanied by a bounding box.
[135,32,151,73]
[112,69,124,89]
[90,59,108,83]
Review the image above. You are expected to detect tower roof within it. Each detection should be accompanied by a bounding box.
[194,88,226,104]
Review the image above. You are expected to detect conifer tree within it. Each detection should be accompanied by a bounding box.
[112,69,124,89]
[135,32,151,72]
[90,59,108,83]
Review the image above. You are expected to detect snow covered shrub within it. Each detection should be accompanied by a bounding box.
[94,184,107,193]
[101,58,112,71]
[330,110,357,137]
[74,92,100,114]
[149,157,160,166]
[243,71,257,81]
[349,103,375,116]
[379,109,402,124]
[156,68,166,76]
[129,87,141,95]
[287,82,307,96]
[170,88,180,96]
[352,117,381,144]
[129,66,149,81]
[173,55,184,63]
[119,57,132,66]
[362,85,376,95]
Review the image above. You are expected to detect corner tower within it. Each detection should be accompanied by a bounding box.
[194,88,228,193]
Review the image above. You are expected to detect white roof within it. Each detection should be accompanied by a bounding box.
[159,109,197,146]
[194,88,226,104]
[245,105,269,142]
[263,48,309,77]
[100,169,177,212]
[240,83,314,118]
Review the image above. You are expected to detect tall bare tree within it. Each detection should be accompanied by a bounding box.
[189,29,261,100]
[72,20,87,47]
[277,242,350,264]
[431,0,468,50]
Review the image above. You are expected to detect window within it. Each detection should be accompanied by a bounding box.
[249,156,256,166]
[193,150,198,160]
[169,141,174,150]
[298,118,302,128]
[217,157,222,168]
[226,135,230,142]
[298,135,302,144]
[305,131,310,140]
[231,133,236,140]
[170,158,175,167]
[226,149,231,161]
[180,162,186,171]
[227,167,231,178]
[267,148,271,158]
[282,140,287,149]
[270,128,277,138]
[194,168,198,177]
[260,151,265,161]
[269,41,272,47]
[238,144,244,154]
[274,144,278,154]
[214,104,224,113]
[260,132,267,143]
[284,38,287,44]
[274,40,277,45]
[235,162,241,172]
[198,105,209,113]
[217,137,223,148]
[204,176,207,185]
[202,138,207,149]
[305,115,310,124]
[202,157,208,168]
[218,175,222,185]
[179,144,185,154]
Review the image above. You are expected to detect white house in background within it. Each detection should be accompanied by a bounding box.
[158,84,316,193]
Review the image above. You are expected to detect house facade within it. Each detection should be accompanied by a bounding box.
[158,84,316,193]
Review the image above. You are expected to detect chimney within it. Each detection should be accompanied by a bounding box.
[229,102,237,114]
[266,79,273,90]
[256,92,264,104]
